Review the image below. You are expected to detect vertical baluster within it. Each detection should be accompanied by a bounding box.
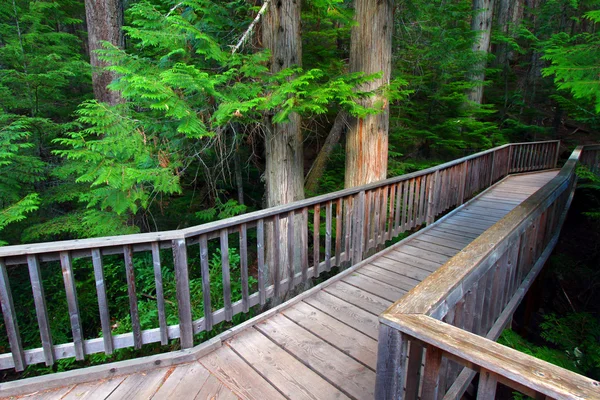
[287,212,295,293]
[394,182,402,236]
[272,215,282,296]
[402,180,410,232]
[352,191,366,264]
[60,251,84,361]
[199,235,213,331]
[313,205,320,278]
[27,255,54,365]
[463,282,478,334]
[123,245,142,350]
[459,161,468,204]
[301,208,309,282]
[219,230,233,321]
[473,271,490,336]
[379,186,388,245]
[325,202,332,271]
[413,177,421,226]
[172,239,193,347]
[372,189,380,250]
[344,197,353,263]
[335,198,343,266]
[0,258,25,371]
[489,151,496,186]
[420,175,428,224]
[407,179,415,229]
[426,170,439,225]
[91,249,113,354]
[240,224,249,313]
[404,341,424,400]
[257,219,266,305]
[387,184,396,241]
[150,243,168,345]
[507,145,513,175]
[363,191,372,251]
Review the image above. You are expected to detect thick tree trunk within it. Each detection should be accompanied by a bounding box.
[84,0,123,105]
[263,0,304,295]
[345,0,394,188]
[468,0,495,104]
[305,112,347,194]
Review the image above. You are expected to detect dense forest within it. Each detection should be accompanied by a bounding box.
[0,0,599,383]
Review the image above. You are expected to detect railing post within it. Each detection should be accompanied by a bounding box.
[375,323,408,399]
[507,144,514,175]
[553,140,561,168]
[426,170,440,225]
[489,151,496,187]
[173,238,193,349]
[0,258,25,371]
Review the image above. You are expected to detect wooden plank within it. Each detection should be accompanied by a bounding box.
[106,367,169,399]
[399,244,450,265]
[373,257,431,281]
[151,243,168,344]
[173,239,193,348]
[62,376,126,400]
[123,245,142,350]
[375,324,407,400]
[29,386,76,400]
[407,239,460,257]
[417,233,468,251]
[229,328,350,399]
[0,258,24,371]
[92,249,114,354]
[27,254,54,366]
[256,313,376,399]
[323,280,391,315]
[342,272,406,302]
[303,291,379,339]
[428,226,479,240]
[283,301,378,370]
[359,264,420,291]
[199,345,285,400]
[386,250,441,272]
[60,251,84,361]
[313,204,320,278]
[325,202,332,271]
[240,223,250,313]
[151,363,210,399]
[220,231,233,321]
[199,235,213,331]
[195,375,239,400]
[257,219,266,305]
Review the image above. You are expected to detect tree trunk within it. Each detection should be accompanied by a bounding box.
[345,0,394,188]
[262,0,304,296]
[305,112,347,194]
[468,0,495,104]
[84,0,123,105]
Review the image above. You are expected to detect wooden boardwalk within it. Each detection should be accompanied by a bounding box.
[4,171,559,400]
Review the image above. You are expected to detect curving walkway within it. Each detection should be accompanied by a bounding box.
[3,170,559,400]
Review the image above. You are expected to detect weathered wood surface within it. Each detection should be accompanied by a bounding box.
[5,171,561,400]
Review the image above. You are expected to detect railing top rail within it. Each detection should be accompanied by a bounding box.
[381,145,583,319]
[0,140,557,258]
[386,314,600,400]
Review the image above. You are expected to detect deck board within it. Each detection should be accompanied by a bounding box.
[15,171,559,400]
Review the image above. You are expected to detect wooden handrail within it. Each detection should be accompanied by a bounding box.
[376,145,600,399]
[387,314,600,400]
[0,140,560,372]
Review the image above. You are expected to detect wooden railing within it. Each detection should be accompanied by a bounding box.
[0,140,559,372]
[375,145,600,400]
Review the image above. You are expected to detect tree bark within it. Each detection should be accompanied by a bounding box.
[262,0,304,295]
[84,0,124,105]
[305,112,347,194]
[345,0,394,188]
[468,0,496,104]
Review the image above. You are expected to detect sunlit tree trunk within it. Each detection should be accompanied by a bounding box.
[468,0,495,104]
[345,0,394,188]
[84,0,123,105]
[263,0,304,295]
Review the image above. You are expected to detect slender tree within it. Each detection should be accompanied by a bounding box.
[262,0,304,290]
[84,0,124,105]
[468,0,495,104]
[345,0,394,188]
